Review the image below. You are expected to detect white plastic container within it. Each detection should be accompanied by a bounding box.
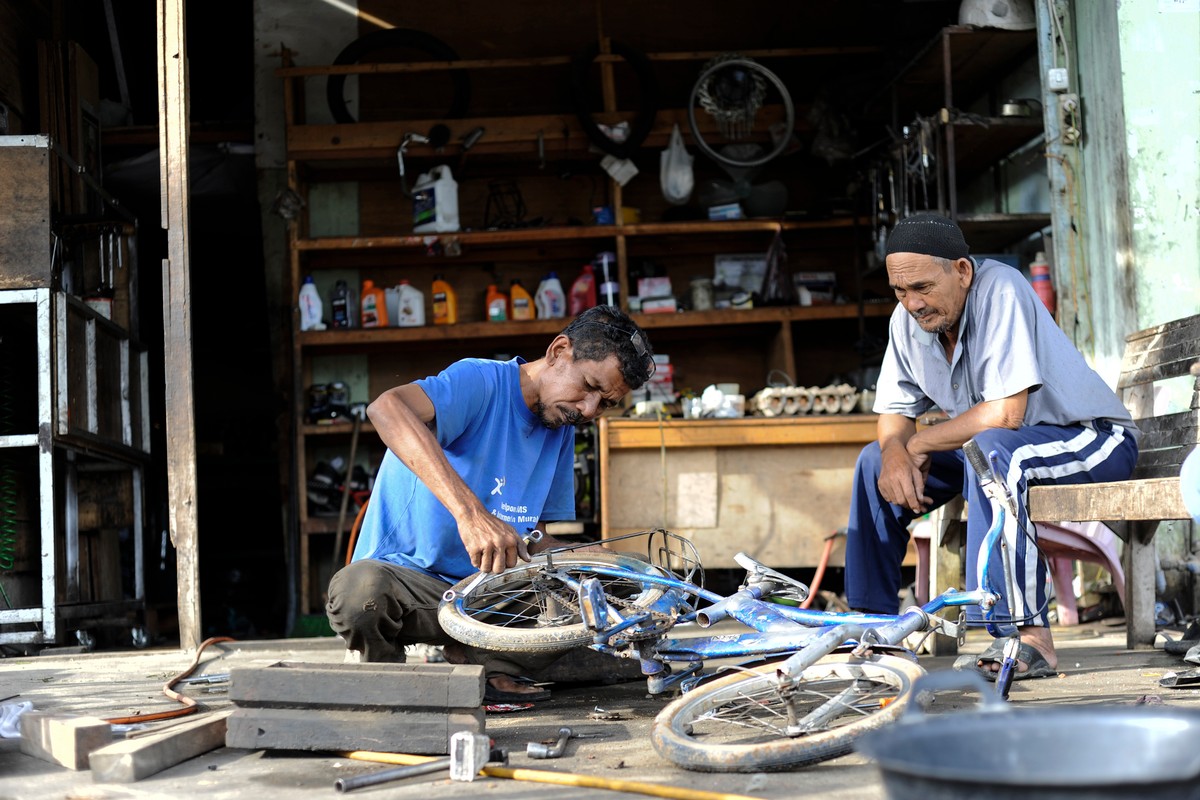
[298,275,325,331]
[412,165,460,233]
[535,271,566,319]
[391,280,426,327]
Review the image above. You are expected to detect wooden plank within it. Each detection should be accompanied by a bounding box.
[0,139,52,288]
[274,46,884,78]
[601,416,878,450]
[285,106,792,161]
[224,707,483,754]
[19,712,113,770]
[88,710,230,783]
[1028,477,1187,523]
[157,0,200,649]
[228,661,485,709]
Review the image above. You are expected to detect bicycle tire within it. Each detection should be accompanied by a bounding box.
[686,58,794,169]
[571,40,658,160]
[651,652,925,772]
[326,28,471,124]
[437,551,670,652]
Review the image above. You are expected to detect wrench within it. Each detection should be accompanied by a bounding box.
[444,528,545,601]
[526,726,573,759]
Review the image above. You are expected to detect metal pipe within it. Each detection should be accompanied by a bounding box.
[335,757,452,792]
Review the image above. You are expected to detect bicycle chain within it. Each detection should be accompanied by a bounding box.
[538,575,675,644]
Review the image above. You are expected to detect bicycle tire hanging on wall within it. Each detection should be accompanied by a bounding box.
[571,40,659,160]
[326,28,471,123]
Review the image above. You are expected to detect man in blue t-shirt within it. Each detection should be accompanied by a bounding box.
[326,305,654,703]
[844,214,1138,682]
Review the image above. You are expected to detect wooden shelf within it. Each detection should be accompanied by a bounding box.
[294,217,867,257]
[947,116,1043,180]
[874,26,1038,117]
[959,213,1051,252]
[600,415,879,450]
[297,303,895,349]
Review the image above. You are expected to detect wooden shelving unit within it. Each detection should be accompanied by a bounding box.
[278,43,895,611]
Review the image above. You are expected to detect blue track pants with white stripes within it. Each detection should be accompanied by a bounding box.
[844,421,1138,626]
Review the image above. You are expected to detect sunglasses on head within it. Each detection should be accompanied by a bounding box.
[577,321,655,381]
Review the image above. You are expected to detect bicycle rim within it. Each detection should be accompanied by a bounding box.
[437,552,670,652]
[651,653,925,772]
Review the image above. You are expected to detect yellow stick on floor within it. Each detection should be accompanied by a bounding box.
[343,751,766,800]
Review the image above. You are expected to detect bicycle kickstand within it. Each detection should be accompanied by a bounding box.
[994,636,1020,700]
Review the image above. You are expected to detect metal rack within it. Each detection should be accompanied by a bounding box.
[0,135,149,649]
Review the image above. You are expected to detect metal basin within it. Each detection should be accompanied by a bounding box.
[857,671,1200,800]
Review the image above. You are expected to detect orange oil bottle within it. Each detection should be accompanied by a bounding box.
[431,274,458,325]
[509,278,535,320]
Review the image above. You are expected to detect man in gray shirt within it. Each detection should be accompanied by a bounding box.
[844,213,1138,680]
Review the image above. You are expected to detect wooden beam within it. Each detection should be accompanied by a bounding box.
[157,0,201,649]
[88,710,231,782]
[19,713,113,770]
[1028,477,1187,523]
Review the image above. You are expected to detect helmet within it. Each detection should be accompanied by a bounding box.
[958,0,1036,31]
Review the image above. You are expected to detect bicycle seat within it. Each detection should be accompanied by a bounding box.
[733,552,810,603]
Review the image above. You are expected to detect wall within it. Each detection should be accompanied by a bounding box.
[1071,0,1200,613]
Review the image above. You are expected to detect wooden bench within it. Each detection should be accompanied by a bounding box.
[1029,314,1199,650]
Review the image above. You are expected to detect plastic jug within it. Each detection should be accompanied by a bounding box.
[412,165,461,234]
[393,280,425,327]
[431,274,458,325]
[569,264,597,315]
[299,275,325,331]
[509,279,535,320]
[535,272,566,319]
[329,279,356,329]
[486,284,509,322]
[361,279,389,328]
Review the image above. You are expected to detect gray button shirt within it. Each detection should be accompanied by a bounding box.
[873,258,1139,441]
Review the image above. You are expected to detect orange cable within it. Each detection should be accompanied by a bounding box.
[104,636,237,725]
[800,533,838,609]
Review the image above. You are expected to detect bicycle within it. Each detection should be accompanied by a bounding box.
[437,438,1035,772]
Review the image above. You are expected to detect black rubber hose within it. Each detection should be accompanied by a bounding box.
[326,28,471,123]
[571,41,658,160]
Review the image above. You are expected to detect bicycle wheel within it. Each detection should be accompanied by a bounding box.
[437,552,671,652]
[651,652,925,772]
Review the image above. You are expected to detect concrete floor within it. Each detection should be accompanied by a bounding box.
[1,620,1199,800]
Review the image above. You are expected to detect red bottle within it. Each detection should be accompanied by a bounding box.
[1029,252,1056,315]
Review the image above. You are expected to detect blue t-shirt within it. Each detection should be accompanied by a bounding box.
[351,357,576,582]
[874,258,1138,440]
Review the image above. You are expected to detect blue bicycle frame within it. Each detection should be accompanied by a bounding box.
[534,503,1010,695]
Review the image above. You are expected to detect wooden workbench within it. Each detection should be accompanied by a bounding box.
[597,416,879,569]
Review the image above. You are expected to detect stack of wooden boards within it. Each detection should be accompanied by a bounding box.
[17,661,485,782]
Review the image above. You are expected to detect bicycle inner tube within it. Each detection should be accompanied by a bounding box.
[571,41,658,160]
[326,28,471,123]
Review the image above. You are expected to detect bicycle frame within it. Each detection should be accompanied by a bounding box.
[533,509,1005,695]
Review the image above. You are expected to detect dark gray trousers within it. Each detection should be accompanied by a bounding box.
[325,559,560,678]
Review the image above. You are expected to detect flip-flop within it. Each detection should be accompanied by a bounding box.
[480,681,549,705]
[953,636,1058,681]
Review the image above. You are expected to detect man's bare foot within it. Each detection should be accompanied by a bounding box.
[486,674,545,695]
[977,625,1058,676]
[442,642,547,698]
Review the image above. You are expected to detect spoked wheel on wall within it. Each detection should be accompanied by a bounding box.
[651,652,925,772]
[437,552,671,652]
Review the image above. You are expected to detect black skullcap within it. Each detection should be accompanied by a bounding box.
[885,213,969,260]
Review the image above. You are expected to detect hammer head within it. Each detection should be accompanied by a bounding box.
[448,731,500,782]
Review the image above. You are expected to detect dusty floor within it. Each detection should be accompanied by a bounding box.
[1,619,1199,800]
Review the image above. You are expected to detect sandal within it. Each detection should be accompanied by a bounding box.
[484,674,551,703]
[954,636,1059,681]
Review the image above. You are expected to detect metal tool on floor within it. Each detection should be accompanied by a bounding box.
[527,726,573,759]
[334,731,503,792]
